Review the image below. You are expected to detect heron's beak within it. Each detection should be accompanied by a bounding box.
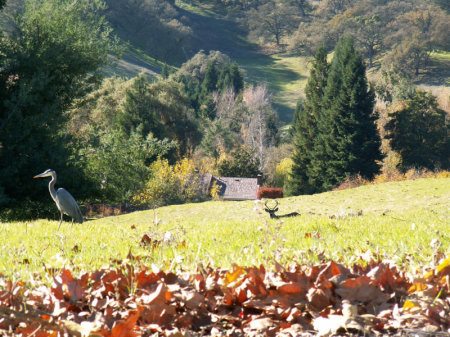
[34,172,48,178]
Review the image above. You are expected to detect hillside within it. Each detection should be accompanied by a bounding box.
[108,0,309,122]
[104,0,450,122]
[2,0,448,123]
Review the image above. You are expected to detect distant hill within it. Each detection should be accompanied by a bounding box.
[1,0,448,123]
[102,0,450,122]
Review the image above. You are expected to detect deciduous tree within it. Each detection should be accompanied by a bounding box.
[247,0,297,46]
[385,90,449,171]
[242,84,278,170]
[385,3,450,76]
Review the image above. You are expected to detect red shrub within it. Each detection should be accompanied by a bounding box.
[257,187,283,200]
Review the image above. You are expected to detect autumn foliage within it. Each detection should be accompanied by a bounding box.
[257,187,283,200]
[1,256,449,336]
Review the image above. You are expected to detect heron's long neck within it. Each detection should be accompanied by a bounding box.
[48,173,58,202]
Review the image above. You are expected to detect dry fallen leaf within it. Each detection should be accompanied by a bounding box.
[109,309,140,337]
[1,258,449,336]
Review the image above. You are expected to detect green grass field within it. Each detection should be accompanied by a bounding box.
[239,54,310,122]
[1,178,449,283]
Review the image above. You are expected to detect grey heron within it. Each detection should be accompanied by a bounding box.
[34,169,83,229]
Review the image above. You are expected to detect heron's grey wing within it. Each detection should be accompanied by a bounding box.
[55,188,83,223]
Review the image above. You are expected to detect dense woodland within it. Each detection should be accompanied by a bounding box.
[0,0,448,220]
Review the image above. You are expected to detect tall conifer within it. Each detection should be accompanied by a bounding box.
[201,62,218,94]
[289,47,329,195]
[289,101,314,195]
[318,37,381,189]
[230,62,244,93]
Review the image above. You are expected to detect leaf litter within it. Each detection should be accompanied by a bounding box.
[0,255,449,336]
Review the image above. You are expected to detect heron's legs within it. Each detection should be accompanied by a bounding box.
[58,213,63,230]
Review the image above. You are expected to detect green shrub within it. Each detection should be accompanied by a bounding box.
[133,158,205,208]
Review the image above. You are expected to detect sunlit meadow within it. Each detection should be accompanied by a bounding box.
[1,178,448,283]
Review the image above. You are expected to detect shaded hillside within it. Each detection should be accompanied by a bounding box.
[175,1,257,60]
[1,0,448,123]
[174,2,306,122]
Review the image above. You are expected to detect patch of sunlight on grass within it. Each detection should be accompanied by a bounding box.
[271,54,310,109]
[239,53,311,122]
[175,0,219,17]
[431,51,450,61]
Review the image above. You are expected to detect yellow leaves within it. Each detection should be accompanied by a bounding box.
[436,256,450,275]
[225,265,245,287]
[424,256,450,280]
[132,157,200,207]
[402,255,449,319]
[275,157,293,186]
[408,282,427,293]
[209,180,222,200]
[402,299,420,311]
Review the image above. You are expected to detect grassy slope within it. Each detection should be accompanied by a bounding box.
[1,178,448,282]
[109,1,450,123]
[1,1,448,121]
[174,0,310,123]
[102,0,310,123]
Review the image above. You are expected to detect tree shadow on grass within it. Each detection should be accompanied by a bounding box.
[176,2,306,122]
[241,55,306,123]
[414,56,450,87]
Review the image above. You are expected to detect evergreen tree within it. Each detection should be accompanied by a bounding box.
[161,63,169,79]
[318,37,382,189]
[289,101,315,195]
[0,0,115,210]
[117,74,161,139]
[216,62,244,94]
[217,66,231,93]
[230,62,244,93]
[201,62,218,96]
[218,146,261,178]
[199,96,217,120]
[289,47,329,195]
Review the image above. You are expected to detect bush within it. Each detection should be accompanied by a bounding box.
[257,187,283,200]
[218,147,261,178]
[133,158,205,208]
[333,175,369,191]
[334,169,450,191]
[275,157,294,188]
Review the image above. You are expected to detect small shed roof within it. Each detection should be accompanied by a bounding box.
[198,174,214,195]
[215,177,259,201]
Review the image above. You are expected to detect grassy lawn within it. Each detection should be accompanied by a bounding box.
[239,54,310,123]
[1,178,448,283]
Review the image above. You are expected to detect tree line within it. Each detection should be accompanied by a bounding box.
[0,0,278,218]
[288,37,448,195]
[0,0,448,220]
[210,0,450,77]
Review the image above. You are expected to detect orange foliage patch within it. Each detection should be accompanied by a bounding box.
[0,256,449,336]
[257,187,283,200]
